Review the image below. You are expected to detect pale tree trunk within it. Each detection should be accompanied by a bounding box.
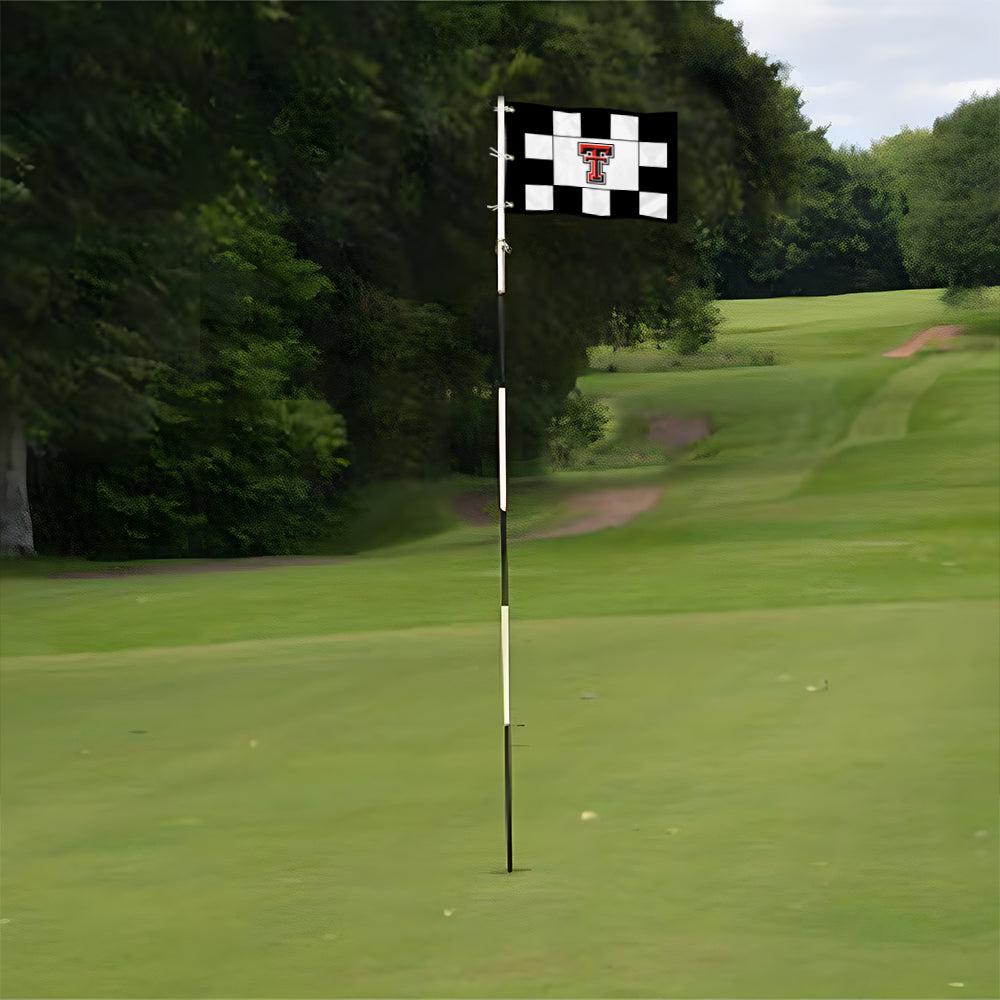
[0,403,35,556]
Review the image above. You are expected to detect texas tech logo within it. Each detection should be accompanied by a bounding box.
[578,142,614,184]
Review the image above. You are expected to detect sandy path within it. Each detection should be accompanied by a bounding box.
[883,325,963,357]
[449,492,495,526]
[524,485,664,539]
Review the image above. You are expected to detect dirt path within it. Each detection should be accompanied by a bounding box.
[883,325,963,357]
[54,483,666,579]
[524,485,664,539]
[450,483,665,539]
[647,414,711,448]
[449,492,495,526]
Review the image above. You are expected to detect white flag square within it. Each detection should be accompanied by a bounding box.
[639,191,669,220]
[525,184,554,211]
[639,141,668,168]
[581,188,611,216]
[552,111,582,137]
[524,133,553,160]
[610,114,639,141]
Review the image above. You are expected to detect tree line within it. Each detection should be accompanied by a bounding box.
[716,91,999,299]
[1,2,995,559]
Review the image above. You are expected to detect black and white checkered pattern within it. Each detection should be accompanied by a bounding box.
[505,102,677,222]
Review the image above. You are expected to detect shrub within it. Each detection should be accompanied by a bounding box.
[547,390,611,468]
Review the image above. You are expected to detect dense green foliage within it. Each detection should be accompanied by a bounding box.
[716,140,911,297]
[892,94,1000,293]
[546,388,611,468]
[0,2,210,445]
[31,219,348,558]
[2,2,992,558]
[716,92,999,299]
[3,0,818,556]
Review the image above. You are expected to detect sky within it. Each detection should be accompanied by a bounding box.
[715,0,1000,150]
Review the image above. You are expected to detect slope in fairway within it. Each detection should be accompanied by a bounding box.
[1,290,998,997]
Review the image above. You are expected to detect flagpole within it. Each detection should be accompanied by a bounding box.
[494,94,513,873]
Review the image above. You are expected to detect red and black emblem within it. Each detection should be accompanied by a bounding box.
[578,142,614,184]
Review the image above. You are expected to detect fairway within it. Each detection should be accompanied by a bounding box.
[2,290,998,998]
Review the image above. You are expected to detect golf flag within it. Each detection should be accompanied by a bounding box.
[491,95,679,873]
[505,102,678,222]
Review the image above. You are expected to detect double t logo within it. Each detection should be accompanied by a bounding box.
[578,142,615,184]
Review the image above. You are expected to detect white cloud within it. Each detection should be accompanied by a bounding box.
[863,41,925,62]
[821,113,859,128]
[802,80,860,98]
[909,79,1000,103]
[716,0,1000,148]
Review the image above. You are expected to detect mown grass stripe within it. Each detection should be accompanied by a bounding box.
[841,354,961,447]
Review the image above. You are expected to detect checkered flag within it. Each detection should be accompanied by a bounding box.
[505,102,678,222]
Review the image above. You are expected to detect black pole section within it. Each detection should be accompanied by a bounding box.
[504,717,513,872]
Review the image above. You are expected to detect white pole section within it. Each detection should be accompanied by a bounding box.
[496,94,507,295]
[501,604,510,725]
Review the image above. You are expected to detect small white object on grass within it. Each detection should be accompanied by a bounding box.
[443,909,453,917]
[581,811,598,821]
[249,739,258,748]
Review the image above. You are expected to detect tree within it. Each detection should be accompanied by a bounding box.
[547,389,610,468]
[33,217,349,558]
[894,93,1000,293]
[869,125,933,187]
[714,132,910,298]
[0,1,229,554]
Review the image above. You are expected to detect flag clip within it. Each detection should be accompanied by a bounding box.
[496,238,511,254]
[487,202,514,212]
[489,147,515,161]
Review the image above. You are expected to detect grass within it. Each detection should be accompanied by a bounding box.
[586,287,998,376]
[1,288,998,998]
[574,287,998,474]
